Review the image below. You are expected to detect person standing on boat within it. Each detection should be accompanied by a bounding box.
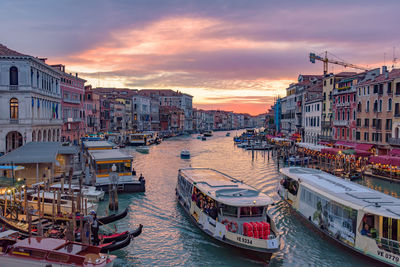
[89,210,100,245]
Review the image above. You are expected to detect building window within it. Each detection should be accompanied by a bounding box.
[389,98,392,111]
[357,102,362,112]
[373,100,378,112]
[364,119,369,127]
[388,82,393,94]
[347,110,350,120]
[10,98,18,119]
[9,66,18,85]
[347,129,349,139]
[356,131,360,140]
[330,78,333,85]
[353,110,356,120]
[364,132,369,141]
[342,128,345,138]
[366,100,370,112]
[379,99,382,112]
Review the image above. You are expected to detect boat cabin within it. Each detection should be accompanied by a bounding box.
[82,141,115,153]
[88,149,134,184]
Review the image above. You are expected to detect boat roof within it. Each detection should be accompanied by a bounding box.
[14,237,94,255]
[0,230,17,239]
[89,149,132,161]
[83,141,115,149]
[280,167,400,219]
[179,168,274,207]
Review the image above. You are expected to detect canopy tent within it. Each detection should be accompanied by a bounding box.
[0,165,24,171]
[355,143,374,151]
[334,141,357,148]
[390,149,400,157]
[297,142,328,152]
[342,149,371,157]
[321,148,343,155]
[369,155,400,167]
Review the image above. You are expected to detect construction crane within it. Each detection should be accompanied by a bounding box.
[309,51,369,74]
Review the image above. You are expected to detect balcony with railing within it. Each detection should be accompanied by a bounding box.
[321,121,331,128]
[63,117,82,123]
[389,138,400,146]
[335,102,351,107]
[63,98,81,104]
[9,119,19,124]
[9,85,18,91]
[333,120,349,126]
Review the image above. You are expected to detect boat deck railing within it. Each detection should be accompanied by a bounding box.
[378,237,400,255]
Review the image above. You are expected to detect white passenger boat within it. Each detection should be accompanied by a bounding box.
[279,167,400,266]
[136,146,150,154]
[176,168,281,262]
[203,130,213,137]
[87,149,145,192]
[49,184,105,202]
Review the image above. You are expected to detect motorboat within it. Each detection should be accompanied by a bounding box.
[49,184,105,202]
[176,168,281,262]
[203,131,213,137]
[226,132,231,137]
[201,136,207,141]
[286,156,309,165]
[136,146,150,154]
[197,135,202,139]
[279,167,400,266]
[87,149,145,193]
[180,150,191,159]
[0,237,116,266]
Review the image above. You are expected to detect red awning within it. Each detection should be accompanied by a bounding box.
[321,148,343,155]
[355,150,372,157]
[390,149,400,157]
[369,155,400,166]
[335,141,357,148]
[355,143,374,151]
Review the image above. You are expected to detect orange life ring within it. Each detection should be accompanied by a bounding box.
[229,221,238,233]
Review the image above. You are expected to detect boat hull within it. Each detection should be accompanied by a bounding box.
[0,255,115,267]
[95,180,145,193]
[176,195,278,263]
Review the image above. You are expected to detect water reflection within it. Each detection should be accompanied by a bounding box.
[96,132,390,266]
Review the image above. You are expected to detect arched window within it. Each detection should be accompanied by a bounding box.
[374,100,378,112]
[342,110,345,121]
[9,66,18,85]
[32,130,36,142]
[366,100,370,112]
[379,99,382,112]
[10,98,18,119]
[388,98,392,111]
[357,102,362,112]
[347,110,350,120]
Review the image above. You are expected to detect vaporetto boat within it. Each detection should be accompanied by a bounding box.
[176,168,281,262]
[279,167,400,266]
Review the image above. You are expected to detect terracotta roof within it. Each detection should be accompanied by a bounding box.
[358,69,400,86]
[0,43,26,56]
[335,72,358,77]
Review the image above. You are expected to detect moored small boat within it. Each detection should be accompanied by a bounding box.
[180,150,190,158]
[203,130,213,137]
[279,167,400,266]
[0,237,116,266]
[136,146,150,154]
[176,168,281,262]
[226,132,231,136]
[201,136,207,141]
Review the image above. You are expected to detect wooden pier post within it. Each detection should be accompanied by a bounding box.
[24,186,27,216]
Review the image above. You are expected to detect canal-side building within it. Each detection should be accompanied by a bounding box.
[84,85,100,134]
[304,82,322,144]
[132,94,151,131]
[387,69,400,147]
[281,84,296,136]
[355,67,396,154]
[321,72,356,143]
[332,74,359,142]
[51,64,86,144]
[0,44,62,154]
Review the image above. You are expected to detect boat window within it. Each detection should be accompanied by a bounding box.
[220,204,238,217]
[31,249,47,259]
[96,162,131,174]
[192,188,218,220]
[281,176,298,195]
[47,252,69,262]
[239,206,264,217]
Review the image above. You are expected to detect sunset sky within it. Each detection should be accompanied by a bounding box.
[1,0,399,115]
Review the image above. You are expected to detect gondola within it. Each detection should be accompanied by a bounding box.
[130,224,143,237]
[98,207,129,225]
[99,235,132,253]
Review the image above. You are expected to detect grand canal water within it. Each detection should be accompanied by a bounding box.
[97,131,387,266]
